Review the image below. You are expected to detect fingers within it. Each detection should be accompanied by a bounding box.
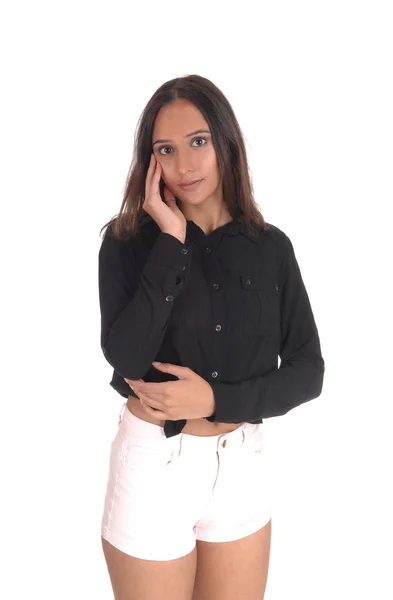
[145,153,161,201]
[145,153,155,199]
[137,386,171,419]
[162,182,175,203]
[141,402,167,419]
[136,389,162,412]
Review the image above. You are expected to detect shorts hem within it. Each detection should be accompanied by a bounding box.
[195,510,272,543]
[101,525,196,561]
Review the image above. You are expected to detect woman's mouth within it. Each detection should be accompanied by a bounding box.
[178,179,202,191]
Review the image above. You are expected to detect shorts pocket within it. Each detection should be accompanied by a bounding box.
[119,431,181,472]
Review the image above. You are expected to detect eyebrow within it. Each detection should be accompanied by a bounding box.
[152,129,211,147]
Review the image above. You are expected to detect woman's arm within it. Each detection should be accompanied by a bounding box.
[99,225,192,379]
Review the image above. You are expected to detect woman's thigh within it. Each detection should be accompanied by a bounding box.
[193,519,272,600]
[101,536,197,600]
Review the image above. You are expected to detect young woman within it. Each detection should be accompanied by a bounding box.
[98,74,325,600]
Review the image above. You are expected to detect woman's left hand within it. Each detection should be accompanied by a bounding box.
[124,361,216,420]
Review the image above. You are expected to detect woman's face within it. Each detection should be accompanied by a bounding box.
[151,98,223,209]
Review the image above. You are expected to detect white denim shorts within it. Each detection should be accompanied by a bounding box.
[100,402,272,561]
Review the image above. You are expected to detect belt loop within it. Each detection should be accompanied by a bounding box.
[118,402,127,425]
[177,433,183,458]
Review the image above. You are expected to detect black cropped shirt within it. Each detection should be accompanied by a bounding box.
[98,215,325,438]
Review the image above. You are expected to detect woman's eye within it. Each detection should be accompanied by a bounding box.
[158,137,207,156]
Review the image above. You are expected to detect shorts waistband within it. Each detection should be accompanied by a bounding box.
[117,402,253,449]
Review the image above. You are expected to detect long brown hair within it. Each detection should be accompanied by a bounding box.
[100,74,268,241]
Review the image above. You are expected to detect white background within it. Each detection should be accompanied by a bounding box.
[1,1,392,598]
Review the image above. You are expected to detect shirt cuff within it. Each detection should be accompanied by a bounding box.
[148,232,191,270]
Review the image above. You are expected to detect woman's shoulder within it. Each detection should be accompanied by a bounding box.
[99,215,162,267]
[263,222,293,251]
[101,214,158,242]
[265,222,289,241]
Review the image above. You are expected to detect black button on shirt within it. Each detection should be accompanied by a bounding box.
[98,216,325,438]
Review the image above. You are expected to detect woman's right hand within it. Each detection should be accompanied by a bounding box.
[142,153,187,239]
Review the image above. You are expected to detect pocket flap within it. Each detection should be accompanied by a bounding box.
[240,272,275,292]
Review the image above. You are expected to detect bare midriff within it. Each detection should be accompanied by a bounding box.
[126,395,243,437]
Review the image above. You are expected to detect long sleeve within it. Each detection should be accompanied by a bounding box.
[205,232,325,423]
[98,225,192,379]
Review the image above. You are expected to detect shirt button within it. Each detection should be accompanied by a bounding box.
[182,266,186,271]
[181,248,188,255]
[212,283,220,290]
[275,283,279,292]
[205,247,212,253]
[245,277,252,286]
[222,439,227,448]
[165,294,174,302]
[215,324,222,332]
[212,371,218,378]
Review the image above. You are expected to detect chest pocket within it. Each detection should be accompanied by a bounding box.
[240,272,280,335]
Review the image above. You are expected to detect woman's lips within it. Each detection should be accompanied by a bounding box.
[178,179,202,190]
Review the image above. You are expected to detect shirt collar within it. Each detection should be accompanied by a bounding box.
[186,218,259,244]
